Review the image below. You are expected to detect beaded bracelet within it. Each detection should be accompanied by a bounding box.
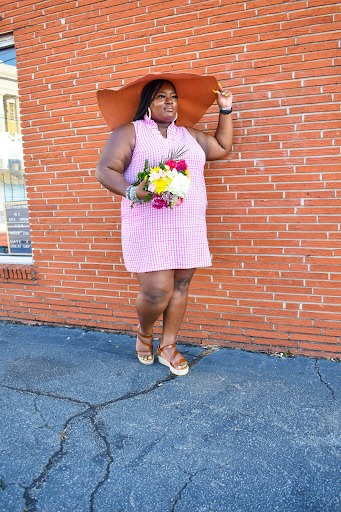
[125,185,133,200]
[125,185,142,204]
[133,186,142,204]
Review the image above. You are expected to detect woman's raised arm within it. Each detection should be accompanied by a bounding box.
[186,83,233,161]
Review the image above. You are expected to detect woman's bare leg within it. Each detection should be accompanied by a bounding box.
[160,268,196,369]
[135,270,174,361]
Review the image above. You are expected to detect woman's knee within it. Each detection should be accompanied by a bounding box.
[173,276,193,293]
[140,286,172,308]
[172,268,196,293]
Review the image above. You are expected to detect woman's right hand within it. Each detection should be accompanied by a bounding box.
[136,179,149,200]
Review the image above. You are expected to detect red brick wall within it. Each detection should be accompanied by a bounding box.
[1,0,340,358]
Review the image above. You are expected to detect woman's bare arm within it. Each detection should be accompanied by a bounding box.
[186,85,233,161]
[95,123,136,197]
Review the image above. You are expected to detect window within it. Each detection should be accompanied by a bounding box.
[9,102,16,121]
[0,34,32,261]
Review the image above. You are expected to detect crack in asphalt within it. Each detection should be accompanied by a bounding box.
[325,492,341,508]
[203,490,216,512]
[0,346,218,512]
[96,346,220,413]
[314,359,336,401]
[88,413,114,512]
[0,474,26,495]
[33,397,51,429]
[170,466,201,512]
[0,383,91,408]
[171,458,242,512]
[22,408,86,512]
[0,474,6,491]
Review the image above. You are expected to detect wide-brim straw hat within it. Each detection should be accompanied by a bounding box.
[97,72,218,131]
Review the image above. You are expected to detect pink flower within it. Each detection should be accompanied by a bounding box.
[148,182,156,193]
[152,195,168,209]
[176,160,187,172]
[165,159,177,170]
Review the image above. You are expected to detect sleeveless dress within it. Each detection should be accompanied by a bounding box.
[121,115,212,273]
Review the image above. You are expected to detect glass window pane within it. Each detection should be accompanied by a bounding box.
[0,37,32,256]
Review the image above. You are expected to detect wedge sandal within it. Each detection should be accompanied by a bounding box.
[157,343,189,376]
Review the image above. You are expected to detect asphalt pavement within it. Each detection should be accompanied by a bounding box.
[0,321,341,512]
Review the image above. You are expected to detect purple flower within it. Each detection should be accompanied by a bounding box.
[176,160,187,172]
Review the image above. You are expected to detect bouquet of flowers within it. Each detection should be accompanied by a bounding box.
[131,148,191,209]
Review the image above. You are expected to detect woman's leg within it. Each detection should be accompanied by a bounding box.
[135,270,175,361]
[160,268,196,370]
[135,268,196,367]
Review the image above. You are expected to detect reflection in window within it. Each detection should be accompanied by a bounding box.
[0,34,32,255]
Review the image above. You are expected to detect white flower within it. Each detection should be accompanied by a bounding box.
[159,169,167,179]
[166,173,191,198]
[164,164,170,170]
[149,170,160,181]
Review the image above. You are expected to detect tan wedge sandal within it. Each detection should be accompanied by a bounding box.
[157,343,189,376]
[136,325,154,365]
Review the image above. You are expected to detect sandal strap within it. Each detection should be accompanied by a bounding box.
[159,343,176,352]
[137,330,152,340]
[136,338,153,354]
[137,333,153,346]
[158,344,187,369]
[136,328,153,356]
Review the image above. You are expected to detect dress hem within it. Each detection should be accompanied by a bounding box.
[124,262,212,273]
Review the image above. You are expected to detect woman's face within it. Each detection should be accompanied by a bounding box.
[149,82,178,123]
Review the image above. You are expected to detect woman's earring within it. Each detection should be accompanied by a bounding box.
[147,107,152,120]
[174,112,178,122]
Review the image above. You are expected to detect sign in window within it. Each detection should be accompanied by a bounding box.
[0,34,32,256]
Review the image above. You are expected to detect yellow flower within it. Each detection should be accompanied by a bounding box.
[185,169,189,177]
[154,176,171,194]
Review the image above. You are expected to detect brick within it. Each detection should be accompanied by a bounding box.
[251,338,297,348]
[298,343,340,353]
[0,0,339,358]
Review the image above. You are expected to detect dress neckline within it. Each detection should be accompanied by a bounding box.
[142,114,177,142]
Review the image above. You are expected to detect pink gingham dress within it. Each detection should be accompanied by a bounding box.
[121,115,212,273]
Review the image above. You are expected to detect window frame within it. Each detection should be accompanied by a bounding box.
[0,33,32,264]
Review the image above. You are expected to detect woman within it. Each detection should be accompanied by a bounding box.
[96,73,233,376]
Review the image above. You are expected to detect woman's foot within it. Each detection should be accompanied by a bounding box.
[136,325,154,365]
[157,343,189,376]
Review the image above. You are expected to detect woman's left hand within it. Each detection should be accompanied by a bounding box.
[214,82,233,109]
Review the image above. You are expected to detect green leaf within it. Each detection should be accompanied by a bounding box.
[144,193,153,203]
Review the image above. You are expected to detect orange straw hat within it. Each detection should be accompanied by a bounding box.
[96,72,218,131]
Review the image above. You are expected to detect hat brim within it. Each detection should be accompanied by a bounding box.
[97,73,218,131]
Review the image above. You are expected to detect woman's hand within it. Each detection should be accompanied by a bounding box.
[214,82,233,109]
[136,179,149,200]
